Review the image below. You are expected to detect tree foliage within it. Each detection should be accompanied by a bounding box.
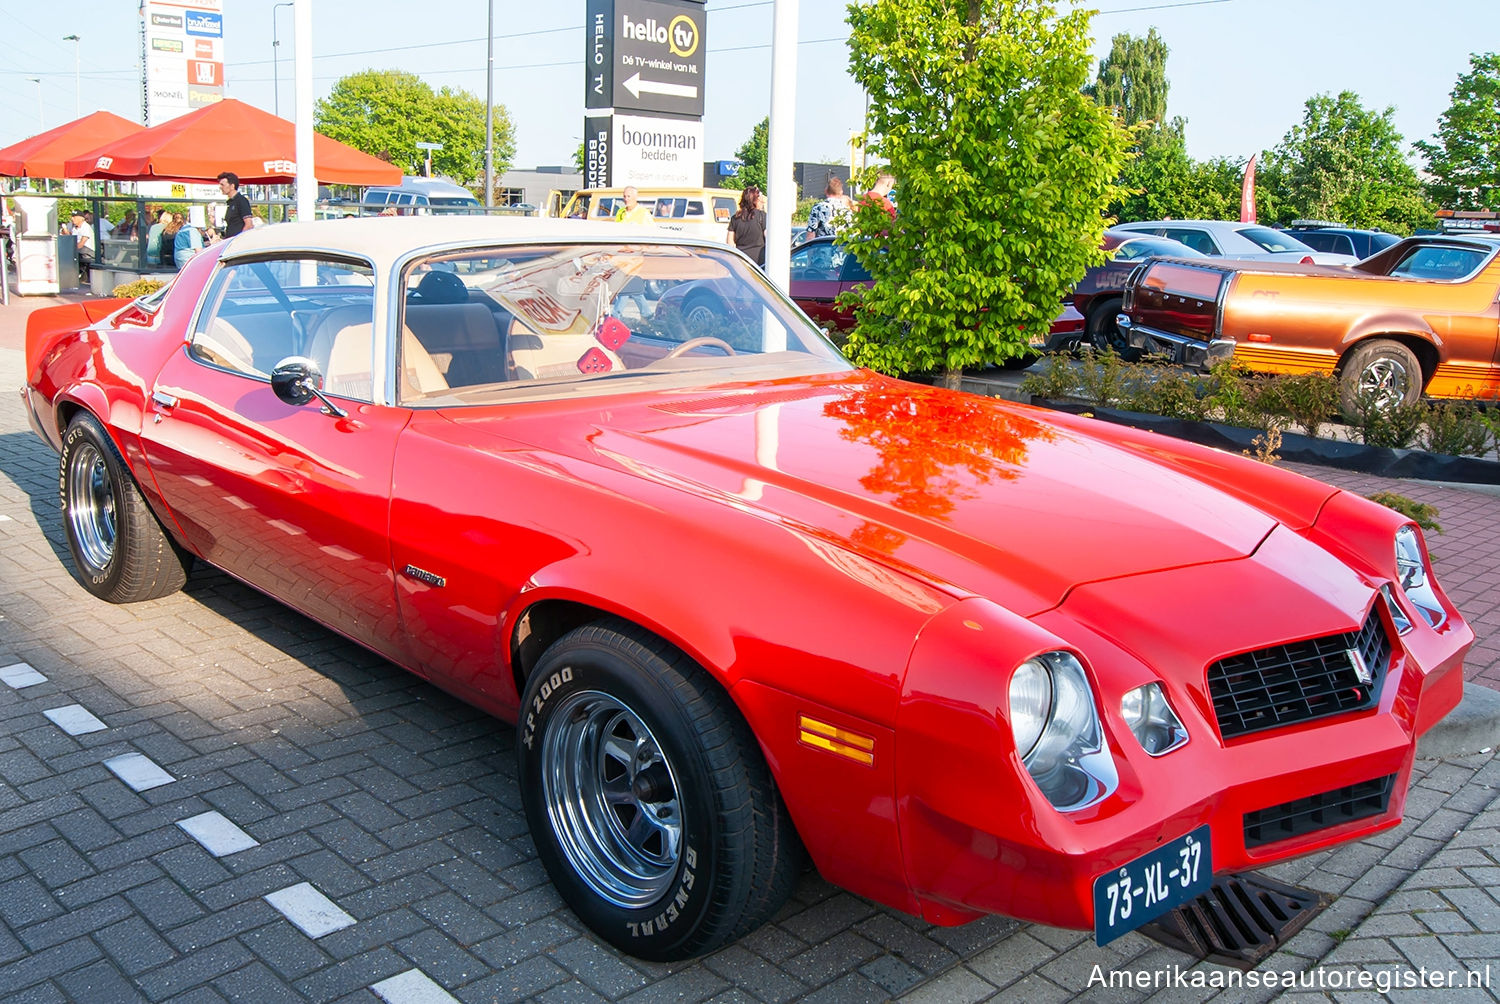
[315,70,515,188]
[1086,28,1170,128]
[841,0,1130,388]
[1264,91,1434,232]
[725,117,769,192]
[1415,52,1500,211]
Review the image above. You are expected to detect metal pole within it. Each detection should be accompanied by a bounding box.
[64,35,81,118]
[484,0,494,208]
[293,0,315,226]
[273,2,294,118]
[764,0,799,291]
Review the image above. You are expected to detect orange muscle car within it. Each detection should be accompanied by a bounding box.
[1119,234,1500,410]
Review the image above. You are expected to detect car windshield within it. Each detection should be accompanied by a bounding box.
[397,243,851,403]
[1236,227,1314,254]
[1115,237,1204,261]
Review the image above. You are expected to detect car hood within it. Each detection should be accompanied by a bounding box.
[445,372,1278,615]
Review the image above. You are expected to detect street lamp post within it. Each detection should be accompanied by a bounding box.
[28,77,43,129]
[63,34,80,118]
[484,0,494,209]
[272,2,294,118]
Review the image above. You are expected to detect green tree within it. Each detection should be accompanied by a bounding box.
[1415,53,1500,211]
[315,70,516,188]
[842,0,1129,389]
[1265,91,1434,233]
[1086,27,1170,128]
[726,116,769,191]
[573,141,586,175]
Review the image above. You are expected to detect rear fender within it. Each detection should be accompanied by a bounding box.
[25,299,129,384]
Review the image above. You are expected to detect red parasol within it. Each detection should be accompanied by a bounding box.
[62,99,402,186]
[0,111,145,179]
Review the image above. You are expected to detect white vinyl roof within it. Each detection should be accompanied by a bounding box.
[219,215,716,271]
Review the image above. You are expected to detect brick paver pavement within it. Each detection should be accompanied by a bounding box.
[2,300,1497,1002]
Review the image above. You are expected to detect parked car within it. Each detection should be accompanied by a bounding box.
[1280,222,1401,260]
[1112,219,1359,265]
[1118,233,1500,409]
[1072,230,1206,357]
[24,217,1468,961]
[557,187,740,241]
[787,236,1083,365]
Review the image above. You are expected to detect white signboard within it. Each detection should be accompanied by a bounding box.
[610,113,703,188]
[143,0,225,124]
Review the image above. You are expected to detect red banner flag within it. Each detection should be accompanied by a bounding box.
[1240,154,1257,223]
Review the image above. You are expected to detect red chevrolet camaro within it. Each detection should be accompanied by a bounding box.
[22,218,1469,961]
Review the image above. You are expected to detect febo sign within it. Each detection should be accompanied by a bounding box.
[585,0,706,118]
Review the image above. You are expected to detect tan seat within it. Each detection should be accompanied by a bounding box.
[192,318,258,374]
[508,318,623,381]
[309,304,449,401]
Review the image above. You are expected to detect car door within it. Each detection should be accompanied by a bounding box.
[138,253,413,663]
[789,241,849,328]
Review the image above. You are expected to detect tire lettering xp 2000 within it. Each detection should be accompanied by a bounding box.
[59,413,190,604]
[517,620,800,960]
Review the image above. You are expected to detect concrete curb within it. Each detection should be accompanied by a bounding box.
[1418,682,1500,759]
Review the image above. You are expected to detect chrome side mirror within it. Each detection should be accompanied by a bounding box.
[270,356,347,418]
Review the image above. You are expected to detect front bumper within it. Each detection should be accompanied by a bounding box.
[897,570,1469,931]
[1118,314,1235,369]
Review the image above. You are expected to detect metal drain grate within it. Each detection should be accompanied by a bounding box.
[1138,871,1331,969]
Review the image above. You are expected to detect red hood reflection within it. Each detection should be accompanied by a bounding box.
[445,372,1276,614]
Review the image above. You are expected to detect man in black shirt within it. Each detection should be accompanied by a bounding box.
[217,171,253,238]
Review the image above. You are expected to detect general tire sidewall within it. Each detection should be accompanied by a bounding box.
[517,641,720,960]
[59,417,126,596]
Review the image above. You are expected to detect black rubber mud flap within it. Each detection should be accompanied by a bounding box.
[1138,871,1332,970]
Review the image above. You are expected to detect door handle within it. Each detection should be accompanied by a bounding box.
[150,391,178,423]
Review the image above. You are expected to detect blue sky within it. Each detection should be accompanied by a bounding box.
[2,0,1493,172]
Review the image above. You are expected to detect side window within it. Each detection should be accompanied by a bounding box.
[712,197,735,223]
[1163,228,1220,255]
[841,249,871,282]
[790,243,843,281]
[190,257,377,400]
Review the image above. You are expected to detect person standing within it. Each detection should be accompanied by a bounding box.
[726,185,767,268]
[804,176,855,241]
[614,186,652,225]
[861,173,897,218]
[171,215,203,268]
[145,209,172,267]
[217,171,253,238]
[69,213,95,279]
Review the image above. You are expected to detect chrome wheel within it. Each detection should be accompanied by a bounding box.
[66,442,117,572]
[541,689,684,909]
[1358,357,1412,410]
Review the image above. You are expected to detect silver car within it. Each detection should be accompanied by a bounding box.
[1112,219,1359,265]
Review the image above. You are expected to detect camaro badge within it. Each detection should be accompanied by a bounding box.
[1347,648,1373,687]
[401,564,446,588]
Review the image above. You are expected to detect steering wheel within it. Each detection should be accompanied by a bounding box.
[664,336,737,359]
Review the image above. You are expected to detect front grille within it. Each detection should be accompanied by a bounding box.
[1244,775,1396,848]
[1208,607,1391,739]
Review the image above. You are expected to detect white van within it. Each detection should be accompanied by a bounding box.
[361,177,483,216]
[558,187,740,240]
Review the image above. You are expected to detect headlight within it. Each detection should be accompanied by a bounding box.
[1121,683,1188,756]
[1007,652,1117,812]
[1394,526,1445,629]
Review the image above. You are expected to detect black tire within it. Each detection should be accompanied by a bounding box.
[1339,338,1423,414]
[681,293,726,329]
[59,413,191,603]
[517,620,801,961]
[1087,297,1139,361]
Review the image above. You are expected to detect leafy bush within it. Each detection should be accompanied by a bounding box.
[110,278,166,298]
[1019,354,1079,401]
[1258,372,1340,438]
[1367,492,1442,533]
[1075,349,1136,408]
[1418,400,1492,457]
[1343,391,1425,449]
[1125,361,1212,421]
[1202,360,1276,429]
